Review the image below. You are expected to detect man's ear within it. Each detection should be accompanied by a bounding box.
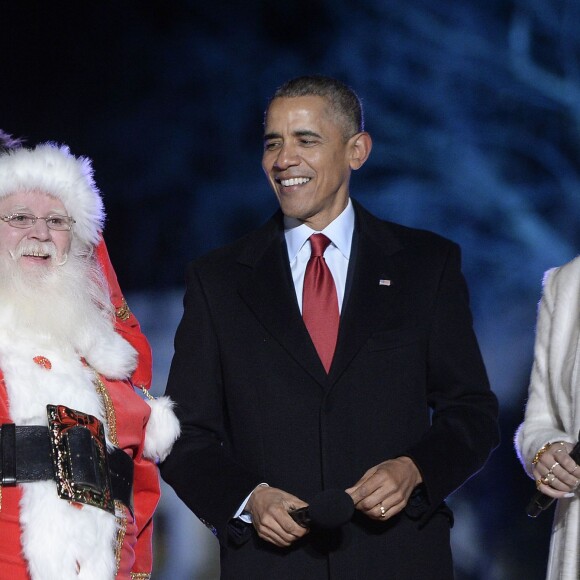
[349,132,372,170]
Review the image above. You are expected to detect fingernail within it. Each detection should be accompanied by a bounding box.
[564,493,574,498]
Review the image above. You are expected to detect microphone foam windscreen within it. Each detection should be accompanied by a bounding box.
[309,489,355,529]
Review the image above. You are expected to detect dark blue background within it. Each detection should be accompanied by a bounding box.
[5,1,578,577]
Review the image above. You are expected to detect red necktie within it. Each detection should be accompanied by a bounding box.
[302,234,339,373]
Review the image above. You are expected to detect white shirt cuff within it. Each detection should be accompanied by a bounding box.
[234,483,269,523]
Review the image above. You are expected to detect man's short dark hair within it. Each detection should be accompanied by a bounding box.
[267,75,364,140]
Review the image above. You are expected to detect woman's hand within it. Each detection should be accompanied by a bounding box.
[533,441,580,498]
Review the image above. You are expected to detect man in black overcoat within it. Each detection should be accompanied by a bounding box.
[160,75,499,579]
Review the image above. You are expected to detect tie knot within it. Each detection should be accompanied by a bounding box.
[309,233,331,257]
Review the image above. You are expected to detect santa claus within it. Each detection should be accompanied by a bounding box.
[0,142,180,579]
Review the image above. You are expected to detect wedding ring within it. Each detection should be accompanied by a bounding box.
[379,504,386,518]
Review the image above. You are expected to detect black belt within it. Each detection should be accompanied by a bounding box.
[0,405,133,515]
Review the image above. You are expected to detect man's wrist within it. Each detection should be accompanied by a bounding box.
[237,483,269,522]
[396,455,423,486]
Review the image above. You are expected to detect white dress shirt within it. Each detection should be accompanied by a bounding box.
[284,198,355,313]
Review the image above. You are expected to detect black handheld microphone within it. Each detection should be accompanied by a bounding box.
[527,435,580,518]
[289,489,354,529]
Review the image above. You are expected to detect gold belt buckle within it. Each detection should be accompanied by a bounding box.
[47,404,114,514]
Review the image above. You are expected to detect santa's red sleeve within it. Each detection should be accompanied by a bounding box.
[95,236,152,390]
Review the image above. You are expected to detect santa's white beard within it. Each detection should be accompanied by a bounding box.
[0,242,141,579]
[0,245,113,354]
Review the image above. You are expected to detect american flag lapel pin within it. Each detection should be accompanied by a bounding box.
[379,279,391,286]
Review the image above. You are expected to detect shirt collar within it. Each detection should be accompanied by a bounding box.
[284,199,355,261]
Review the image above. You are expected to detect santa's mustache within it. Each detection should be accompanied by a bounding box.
[8,241,67,265]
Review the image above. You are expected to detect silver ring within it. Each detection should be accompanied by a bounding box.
[379,504,386,518]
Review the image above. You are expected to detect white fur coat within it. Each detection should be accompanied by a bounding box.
[515,255,580,580]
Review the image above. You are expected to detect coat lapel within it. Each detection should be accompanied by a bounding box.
[236,204,405,389]
[328,203,404,385]
[236,214,329,387]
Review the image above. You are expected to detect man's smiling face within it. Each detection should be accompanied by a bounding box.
[262,95,361,231]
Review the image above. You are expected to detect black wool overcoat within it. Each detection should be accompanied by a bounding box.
[160,200,499,580]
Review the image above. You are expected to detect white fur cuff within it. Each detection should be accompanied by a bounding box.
[143,396,180,462]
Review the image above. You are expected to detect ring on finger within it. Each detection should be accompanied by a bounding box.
[572,465,579,474]
[379,504,386,518]
[549,461,560,472]
[540,475,551,486]
[533,443,553,465]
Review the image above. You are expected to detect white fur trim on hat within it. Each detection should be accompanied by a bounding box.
[0,143,104,248]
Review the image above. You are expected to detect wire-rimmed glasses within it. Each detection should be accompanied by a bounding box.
[0,213,75,231]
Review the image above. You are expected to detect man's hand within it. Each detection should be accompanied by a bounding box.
[246,486,309,547]
[345,456,423,521]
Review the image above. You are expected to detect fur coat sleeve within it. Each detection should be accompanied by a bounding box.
[515,255,580,580]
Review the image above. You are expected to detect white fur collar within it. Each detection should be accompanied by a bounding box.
[0,300,137,382]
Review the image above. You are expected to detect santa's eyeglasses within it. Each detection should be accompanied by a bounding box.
[0,213,75,231]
